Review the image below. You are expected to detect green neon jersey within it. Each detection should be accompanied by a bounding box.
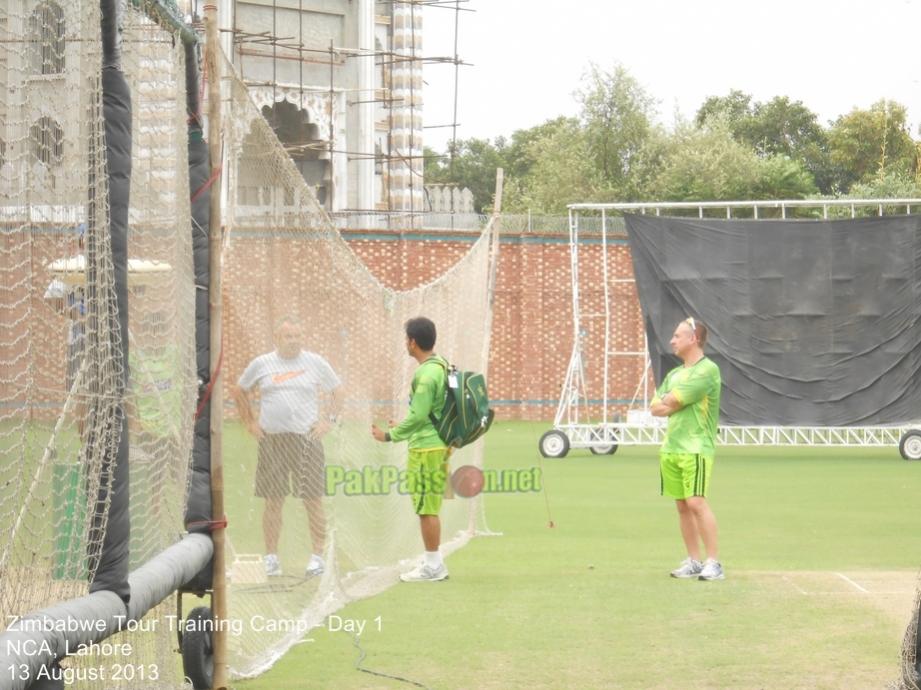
[655,357,721,456]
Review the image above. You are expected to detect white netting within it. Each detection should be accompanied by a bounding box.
[220,50,495,677]
[1,3,197,688]
[121,7,197,574]
[0,0,116,627]
[1,2,493,686]
[112,11,199,688]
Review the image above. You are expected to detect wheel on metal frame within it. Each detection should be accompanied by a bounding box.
[590,443,618,455]
[590,421,620,455]
[539,430,570,458]
[181,606,214,690]
[899,430,921,460]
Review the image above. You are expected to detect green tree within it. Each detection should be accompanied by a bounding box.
[747,97,825,158]
[697,92,833,193]
[423,146,448,181]
[425,138,505,212]
[694,89,753,136]
[651,119,816,201]
[747,97,832,192]
[576,64,656,196]
[502,116,575,181]
[845,169,921,199]
[827,100,918,191]
[651,119,760,200]
[502,118,601,214]
[752,154,818,200]
[422,118,586,213]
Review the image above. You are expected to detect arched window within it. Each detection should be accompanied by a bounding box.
[261,101,329,207]
[29,2,65,75]
[30,116,64,166]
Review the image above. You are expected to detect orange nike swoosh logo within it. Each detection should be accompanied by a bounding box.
[272,370,305,384]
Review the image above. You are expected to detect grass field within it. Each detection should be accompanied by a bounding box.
[230,420,920,689]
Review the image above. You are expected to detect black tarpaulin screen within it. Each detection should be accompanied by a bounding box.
[624,213,921,426]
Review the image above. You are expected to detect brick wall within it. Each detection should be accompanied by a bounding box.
[340,229,647,421]
[6,228,648,424]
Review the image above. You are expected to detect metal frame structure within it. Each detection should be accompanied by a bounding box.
[223,0,471,220]
[543,198,921,460]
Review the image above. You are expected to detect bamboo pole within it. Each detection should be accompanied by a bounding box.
[203,4,228,689]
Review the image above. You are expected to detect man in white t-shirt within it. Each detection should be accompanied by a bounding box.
[233,316,342,578]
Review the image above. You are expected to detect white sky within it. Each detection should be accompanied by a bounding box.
[422,0,921,151]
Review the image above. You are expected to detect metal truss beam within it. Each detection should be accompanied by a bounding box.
[559,423,920,449]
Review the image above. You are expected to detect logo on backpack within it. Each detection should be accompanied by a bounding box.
[429,360,495,448]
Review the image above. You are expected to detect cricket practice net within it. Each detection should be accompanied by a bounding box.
[220,49,495,676]
[0,1,494,686]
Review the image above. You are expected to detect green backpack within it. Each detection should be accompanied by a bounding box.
[429,360,495,448]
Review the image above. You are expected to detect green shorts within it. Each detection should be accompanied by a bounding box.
[660,452,713,500]
[407,447,449,515]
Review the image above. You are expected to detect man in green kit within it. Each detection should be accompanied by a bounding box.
[371,316,450,582]
[650,316,724,581]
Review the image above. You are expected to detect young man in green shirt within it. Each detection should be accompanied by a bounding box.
[371,317,450,582]
[650,317,724,581]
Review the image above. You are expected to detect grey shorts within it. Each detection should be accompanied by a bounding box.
[255,432,325,499]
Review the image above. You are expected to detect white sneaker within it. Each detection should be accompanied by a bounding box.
[698,559,725,581]
[264,554,282,577]
[399,563,449,582]
[670,557,703,578]
[305,555,324,577]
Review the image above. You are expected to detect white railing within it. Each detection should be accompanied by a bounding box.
[569,198,921,220]
[559,423,919,448]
